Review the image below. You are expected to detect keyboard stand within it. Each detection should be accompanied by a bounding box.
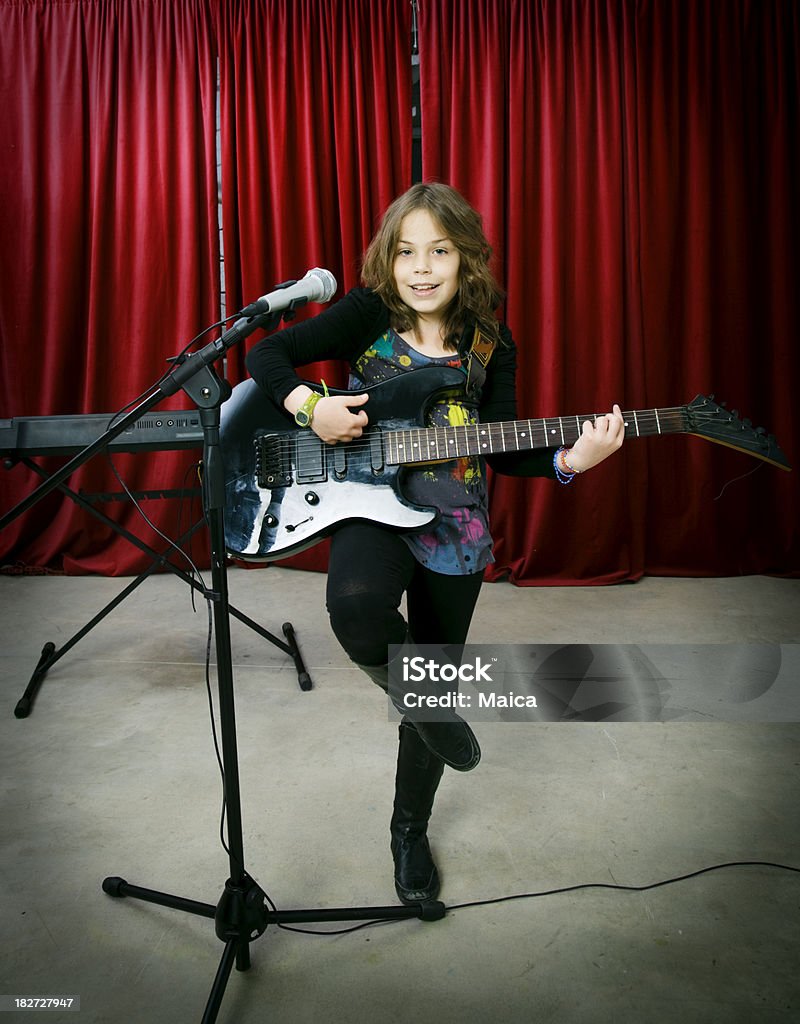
[6,453,312,718]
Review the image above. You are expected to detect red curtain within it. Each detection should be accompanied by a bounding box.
[215,0,412,383]
[419,0,799,582]
[214,0,412,570]
[2,0,797,583]
[0,0,412,577]
[0,0,220,574]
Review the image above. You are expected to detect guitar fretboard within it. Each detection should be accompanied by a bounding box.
[383,407,689,465]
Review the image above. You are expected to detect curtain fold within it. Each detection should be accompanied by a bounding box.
[215,0,412,379]
[419,0,798,583]
[0,0,220,574]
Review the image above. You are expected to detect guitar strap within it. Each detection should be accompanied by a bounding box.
[464,324,497,398]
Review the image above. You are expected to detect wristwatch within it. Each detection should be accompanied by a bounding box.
[294,391,323,428]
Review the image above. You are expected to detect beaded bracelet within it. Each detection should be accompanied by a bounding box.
[553,446,579,485]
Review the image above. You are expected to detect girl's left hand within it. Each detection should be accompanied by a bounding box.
[563,404,626,473]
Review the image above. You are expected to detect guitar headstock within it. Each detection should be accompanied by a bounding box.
[685,395,791,471]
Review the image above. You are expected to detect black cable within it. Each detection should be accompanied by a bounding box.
[200,597,229,854]
[445,859,800,911]
[277,859,800,936]
[176,461,204,613]
[279,916,406,937]
[104,453,207,587]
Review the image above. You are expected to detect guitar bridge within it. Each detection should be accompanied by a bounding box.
[255,434,291,488]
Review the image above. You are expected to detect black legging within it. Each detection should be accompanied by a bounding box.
[326,523,485,667]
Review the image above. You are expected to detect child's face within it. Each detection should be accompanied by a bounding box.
[392,209,461,323]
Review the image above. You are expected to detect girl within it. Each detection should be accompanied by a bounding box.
[245,182,624,905]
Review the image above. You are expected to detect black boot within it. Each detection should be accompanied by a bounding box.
[356,659,481,773]
[390,720,446,905]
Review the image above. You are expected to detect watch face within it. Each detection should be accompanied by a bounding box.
[295,392,320,427]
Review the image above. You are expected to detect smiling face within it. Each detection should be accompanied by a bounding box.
[392,209,462,328]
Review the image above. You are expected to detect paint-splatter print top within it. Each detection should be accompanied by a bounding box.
[350,330,492,576]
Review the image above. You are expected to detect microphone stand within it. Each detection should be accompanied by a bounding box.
[10,308,445,1022]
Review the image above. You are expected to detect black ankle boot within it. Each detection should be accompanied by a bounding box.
[355,659,481,772]
[412,718,481,772]
[390,720,446,905]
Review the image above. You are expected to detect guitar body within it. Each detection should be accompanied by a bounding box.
[220,366,466,561]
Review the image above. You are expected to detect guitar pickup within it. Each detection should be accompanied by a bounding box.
[294,433,327,483]
[369,428,384,474]
[332,445,347,479]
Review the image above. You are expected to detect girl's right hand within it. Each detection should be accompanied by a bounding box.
[311,392,369,444]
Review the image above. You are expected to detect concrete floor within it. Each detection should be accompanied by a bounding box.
[0,568,798,1023]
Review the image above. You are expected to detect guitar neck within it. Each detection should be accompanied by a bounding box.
[384,406,688,465]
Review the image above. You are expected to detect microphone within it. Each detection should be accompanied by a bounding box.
[239,267,337,319]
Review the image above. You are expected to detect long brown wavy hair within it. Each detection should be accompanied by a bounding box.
[361,182,504,350]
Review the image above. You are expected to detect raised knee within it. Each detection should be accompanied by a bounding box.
[327,591,404,665]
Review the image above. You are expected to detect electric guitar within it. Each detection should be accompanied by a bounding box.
[219,365,790,562]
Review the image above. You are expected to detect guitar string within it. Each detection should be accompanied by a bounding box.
[282,406,689,451]
[268,407,690,465]
[280,423,690,469]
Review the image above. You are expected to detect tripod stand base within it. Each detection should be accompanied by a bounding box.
[102,873,445,1021]
[102,876,217,919]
